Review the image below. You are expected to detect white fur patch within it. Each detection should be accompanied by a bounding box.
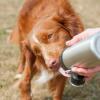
[34,68,54,85]
[32,34,39,44]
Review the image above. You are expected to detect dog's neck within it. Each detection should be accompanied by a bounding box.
[33,66,60,85]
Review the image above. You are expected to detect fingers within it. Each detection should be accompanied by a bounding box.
[71,67,95,78]
[66,36,80,46]
[73,63,86,68]
[71,67,93,82]
[66,28,100,46]
[71,64,100,81]
[66,32,86,46]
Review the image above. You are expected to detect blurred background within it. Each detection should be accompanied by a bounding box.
[0,0,100,100]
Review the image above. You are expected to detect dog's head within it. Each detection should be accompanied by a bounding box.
[9,0,84,72]
[29,16,72,71]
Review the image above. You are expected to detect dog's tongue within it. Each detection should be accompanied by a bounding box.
[58,67,71,77]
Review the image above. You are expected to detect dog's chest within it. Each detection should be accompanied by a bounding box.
[33,68,54,85]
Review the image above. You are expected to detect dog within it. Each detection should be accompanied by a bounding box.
[10,0,84,100]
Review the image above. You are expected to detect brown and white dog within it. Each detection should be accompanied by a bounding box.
[10,0,84,100]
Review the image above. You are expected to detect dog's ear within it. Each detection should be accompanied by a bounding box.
[52,14,84,37]
[60,15,84,37]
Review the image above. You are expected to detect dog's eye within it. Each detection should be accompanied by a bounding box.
[48,33,53,39]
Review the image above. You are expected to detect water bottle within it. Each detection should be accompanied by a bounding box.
[60,32,100,87]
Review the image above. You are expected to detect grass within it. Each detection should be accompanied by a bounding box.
[0,31,19,100]
[0,0,100,100]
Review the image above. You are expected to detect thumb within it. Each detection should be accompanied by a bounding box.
[66,36,80,46]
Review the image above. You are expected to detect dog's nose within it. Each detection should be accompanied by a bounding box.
[51,60,57,66]
[48,59,59,70]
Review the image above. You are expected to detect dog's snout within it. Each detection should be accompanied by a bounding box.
[50,59,57,66]
[48,59,59,70]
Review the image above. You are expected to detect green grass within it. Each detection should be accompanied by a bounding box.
[0,0,100,100]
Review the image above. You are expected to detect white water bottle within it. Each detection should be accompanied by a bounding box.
[60,32,100,87]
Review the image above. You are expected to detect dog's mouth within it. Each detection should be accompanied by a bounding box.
[48,62,61,72]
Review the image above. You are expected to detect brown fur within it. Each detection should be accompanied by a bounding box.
[10,0,84,100]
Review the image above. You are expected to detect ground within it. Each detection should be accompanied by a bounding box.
[0,0,100,100]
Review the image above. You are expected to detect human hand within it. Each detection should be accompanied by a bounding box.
[66,28,100,81]
[66,28,100,46]
[71,63,100,81]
